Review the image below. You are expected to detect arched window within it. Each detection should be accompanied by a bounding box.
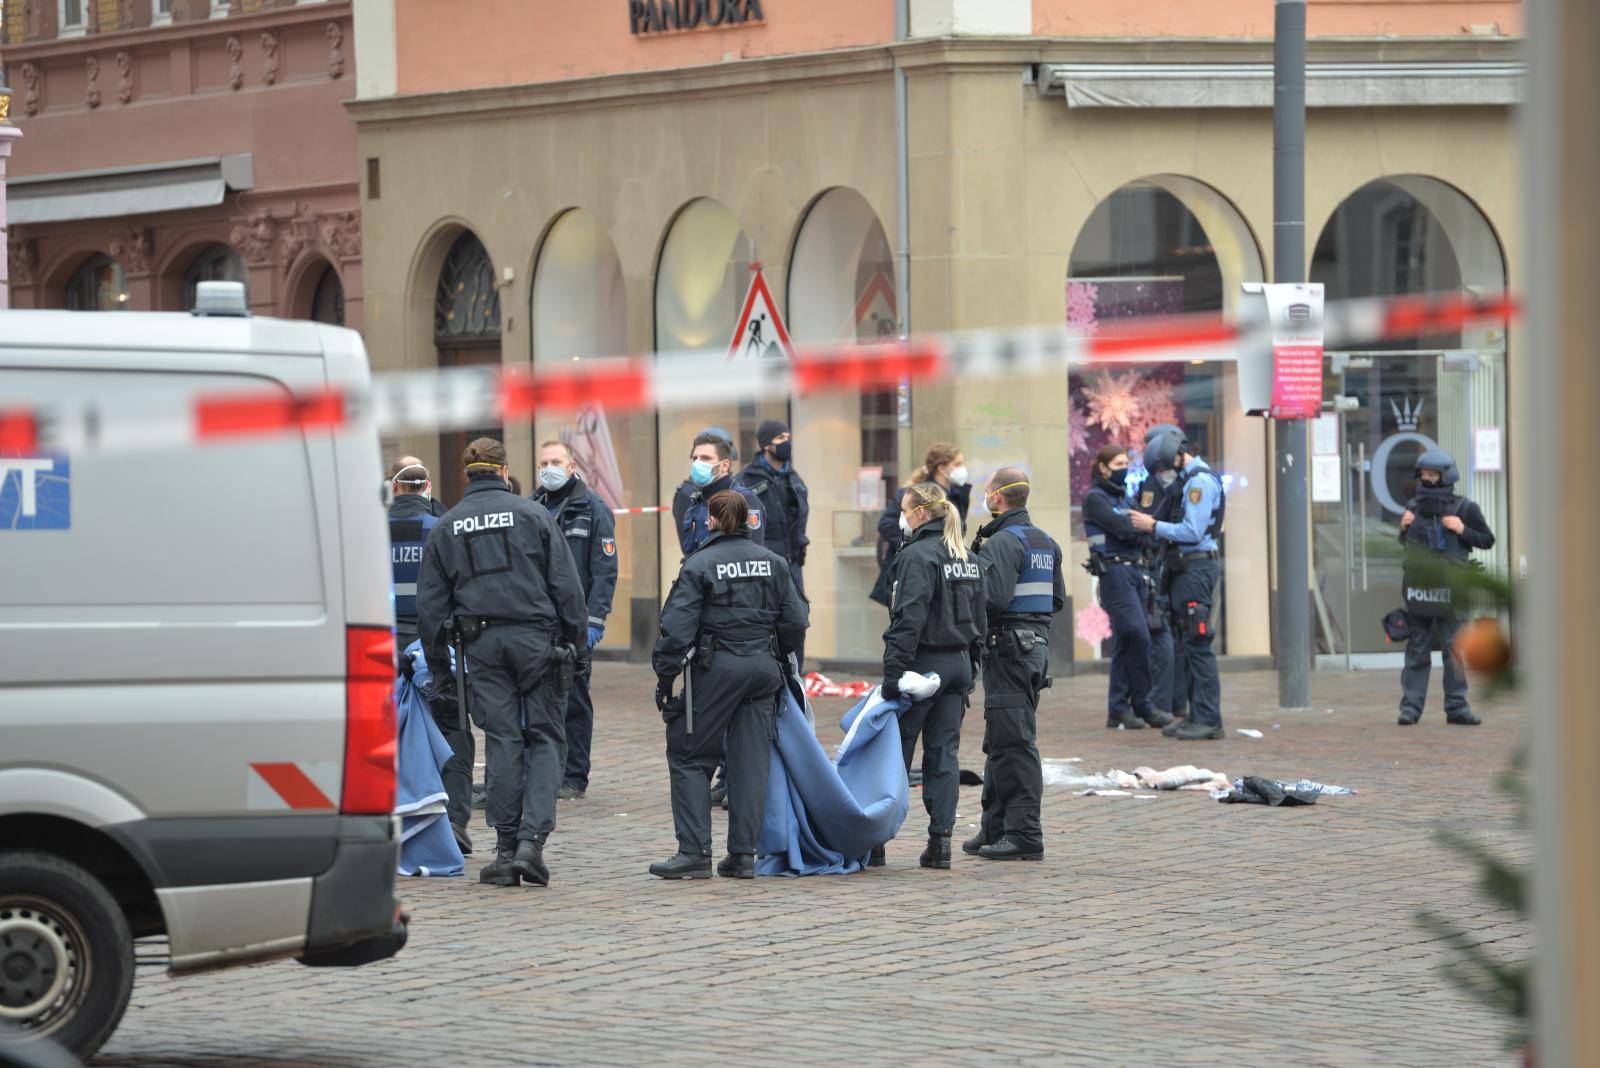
[434,232,501,343]
[183,245,247,310]
[65,254,128,311]
[309,264,345,326]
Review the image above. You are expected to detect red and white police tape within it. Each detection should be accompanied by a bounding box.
[0,291,1517,457]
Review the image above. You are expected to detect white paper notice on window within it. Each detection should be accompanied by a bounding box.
[856,466,884,511]
[1474,427,1503,473]
[1312,413,1340,457]
[1312,454,1343,503]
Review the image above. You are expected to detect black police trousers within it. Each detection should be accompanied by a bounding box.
[898,648,973,838]
[665,649,780,857]
[979,636,1048,850]
[560,659,596,790]
[1400,613,1471,719]
[1100,561,1155,720]
[463,625,565,843]
[1169,557,1222,729]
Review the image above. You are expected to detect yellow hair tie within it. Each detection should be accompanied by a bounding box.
[466,462,502,470]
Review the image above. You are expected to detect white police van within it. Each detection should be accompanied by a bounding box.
[0,284,406,1058]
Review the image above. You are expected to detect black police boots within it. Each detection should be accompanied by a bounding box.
[649,853,713,880]
[978,836,1044,862]
[1161,716,1190,737]
[1173,721,1225,741]
[555,782,586,801]
[1106,712,1147,730]
[1447,710,1483,726]
[451,823,474,856]
[478,832,519,887]
[919,834,952,870]
[961,833,992,856]
[717,853,756,880]
[1140,708,1175,728]
[1398,711,1421,726]
[868,845,886,867]
[513,837,550,887]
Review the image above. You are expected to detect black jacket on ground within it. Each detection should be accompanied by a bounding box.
[417,473,588,675]
[736,455,810,562]
[532,476,618,629]
[881,523,986,687]
[972,507,1067,630]
[653,531,809,677]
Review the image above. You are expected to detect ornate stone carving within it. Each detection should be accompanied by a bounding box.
[20,62,39,117]
[8,237,38,286]
[109,228,155,275]
[229,211,278,265]
[319,211,361,261]
[326,21,344,80]
[226,35,243,91]
[278,204,315,275]
[115,50,134,105]
[261,29,280,86]
[85,55,101,109]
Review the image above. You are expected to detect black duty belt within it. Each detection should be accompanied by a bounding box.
[1097,555,1142,567]
[1181,550,1219,561]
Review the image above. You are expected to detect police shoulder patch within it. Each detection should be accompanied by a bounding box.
[1188,487,1203,505]
[601,537,616,557]
[1140,491,1154,508]
[748,511,762,530]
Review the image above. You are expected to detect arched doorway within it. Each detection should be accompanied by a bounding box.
[65,254,129,311]
[1065,177,1266,660]
[1309,176,1508,660]
[530,207,646,650]
[182,244,247,310]
[787,187,898,658]
[308,263,345,325]
[434,230,502,505]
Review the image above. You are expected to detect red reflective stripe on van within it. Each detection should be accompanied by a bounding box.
[251,762,336,810]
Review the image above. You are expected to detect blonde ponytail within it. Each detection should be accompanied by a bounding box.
[903,482,969,562]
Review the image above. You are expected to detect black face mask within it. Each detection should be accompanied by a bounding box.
[1416,482,1455,515]
[1104,468,1128,490]
[771,441,792,464]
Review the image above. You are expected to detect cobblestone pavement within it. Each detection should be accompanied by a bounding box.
[98,664,1531,1067]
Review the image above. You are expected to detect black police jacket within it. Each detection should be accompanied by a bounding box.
[653,531,809,677]
[674,473,766,557]
[881,523,986,685]
[972,507,1066,630]
[736,456,810,562]
[1398,493,1495,561]
[532,476,618,629]
[416,473,588,675]
[876,482,973,560]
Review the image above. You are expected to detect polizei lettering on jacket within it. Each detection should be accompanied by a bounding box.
[716,559,773,581]
[454,512,515,536]
[944,561,981,581]
[1406,586,1453,604]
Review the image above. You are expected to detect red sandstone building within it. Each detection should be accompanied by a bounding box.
[1,0,359,327]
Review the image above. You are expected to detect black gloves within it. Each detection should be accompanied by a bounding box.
[794,546,807,567]
[655,675,676,713]
[422,672,459,729]
[881,677,901,701]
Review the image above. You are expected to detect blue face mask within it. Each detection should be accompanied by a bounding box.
[538,466,570,492]
[690,459,716,487]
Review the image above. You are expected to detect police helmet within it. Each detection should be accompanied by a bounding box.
[1143,431,1182,473]
[1143,423,1183,448]
[1413,448,1459,487]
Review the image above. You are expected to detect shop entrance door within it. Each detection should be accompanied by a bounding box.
[1311,349,1507,666]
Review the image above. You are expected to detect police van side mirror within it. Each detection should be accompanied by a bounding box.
[191,281,250,318]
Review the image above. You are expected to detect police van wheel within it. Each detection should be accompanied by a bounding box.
[0,850,135,1060]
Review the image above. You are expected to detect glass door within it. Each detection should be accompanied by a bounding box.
[1311,348,1507,663]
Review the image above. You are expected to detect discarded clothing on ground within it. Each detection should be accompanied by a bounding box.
[1277,778,1357,797]
[1215,775,1322,807]
[393,643,466,876]
[757,676,914,876]
[1043,761,1232,794]
[1132,765,1230,791]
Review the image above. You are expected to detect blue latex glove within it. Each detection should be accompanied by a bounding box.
[587,625,603,650]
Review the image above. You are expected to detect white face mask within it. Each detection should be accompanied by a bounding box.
[898,513,913,537]
[947,465,970,487]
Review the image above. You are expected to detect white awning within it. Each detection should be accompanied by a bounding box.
[1035,62,1523,109]
[7,154,254,225]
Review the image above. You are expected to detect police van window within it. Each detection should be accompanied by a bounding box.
[3,369,324,618]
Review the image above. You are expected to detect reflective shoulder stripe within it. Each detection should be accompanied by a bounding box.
[1013,581,1055,598]
[394,582,418,596]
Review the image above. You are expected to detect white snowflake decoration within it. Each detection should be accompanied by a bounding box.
[1066,281,1099,336]
[1124,376,1180,447]
[1083,370,1141,435]
[1068,395,1090,455]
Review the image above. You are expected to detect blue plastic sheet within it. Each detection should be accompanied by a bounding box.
[757,679,911,877]
[393,643,465,877]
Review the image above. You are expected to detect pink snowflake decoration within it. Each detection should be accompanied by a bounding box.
[1068,396,1090,455]
[1122,376,1180,447]
[1075,602,1113,647]
[1083,370,1141,435]
[1066,281,1099,336]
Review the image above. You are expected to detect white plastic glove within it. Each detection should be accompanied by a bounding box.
[896,670,941,701]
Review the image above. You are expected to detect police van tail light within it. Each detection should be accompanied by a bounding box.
[343,625,397,815]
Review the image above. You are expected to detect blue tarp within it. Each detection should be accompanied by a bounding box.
[393,642,465,877]
[757,679,911,877]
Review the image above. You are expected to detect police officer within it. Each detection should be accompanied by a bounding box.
[677,430,765,557]
[965,467,1064,862]
[1085,445,1164,730]
[1397,449,1495,726]
[649,491,808,880]
[1130,433,1226,741]
[390,454,448,518]
[532,440,619,799]
[417,438,588,887]
[386,457,474,858]
[737,418,810,664]
[672,426,735,554]
[1131,426,1183,729]
[876,481,986,871]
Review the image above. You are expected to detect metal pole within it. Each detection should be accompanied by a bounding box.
[893,0,910,334]
[1271,0,1310,710]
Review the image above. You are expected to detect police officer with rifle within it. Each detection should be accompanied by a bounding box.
[417,438,588,888]
[649,491,808,881]
[965,467,1065,862]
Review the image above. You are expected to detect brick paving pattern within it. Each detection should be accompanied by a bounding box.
[98,665,1530,1066]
